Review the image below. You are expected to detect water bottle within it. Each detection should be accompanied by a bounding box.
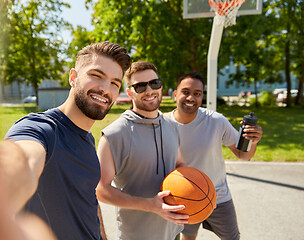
[236,112,258,152]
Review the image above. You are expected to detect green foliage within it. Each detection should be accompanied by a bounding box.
[249,90,276,107]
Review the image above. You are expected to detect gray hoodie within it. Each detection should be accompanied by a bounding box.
[102,109,183,240]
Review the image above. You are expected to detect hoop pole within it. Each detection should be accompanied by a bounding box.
[207,17,224,111]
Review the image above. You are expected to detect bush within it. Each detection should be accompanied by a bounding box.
[250,90,276,106]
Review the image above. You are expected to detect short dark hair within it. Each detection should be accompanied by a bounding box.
[125,61,158,86]
[177,71,205,89]
[75,42,131,74]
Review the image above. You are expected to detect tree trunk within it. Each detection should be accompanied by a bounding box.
[295,62,304,106]
[254,79,258,108]
[285,5,292,108]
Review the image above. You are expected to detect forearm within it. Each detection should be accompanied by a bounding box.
[238,143,257,160]
[0,140,37,213]
[96,184,188,225]
[96,184,152,212]
[1,139,46,216]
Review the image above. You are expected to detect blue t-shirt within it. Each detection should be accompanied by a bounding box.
[5,108,102,240]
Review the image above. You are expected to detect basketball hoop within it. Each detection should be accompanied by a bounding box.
[209,0,246,27]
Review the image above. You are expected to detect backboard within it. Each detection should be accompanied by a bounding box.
[183,0,262,19]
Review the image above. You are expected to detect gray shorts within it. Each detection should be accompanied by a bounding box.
[182,199,240,240]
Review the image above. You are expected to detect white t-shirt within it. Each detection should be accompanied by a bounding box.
[169,107,239,204]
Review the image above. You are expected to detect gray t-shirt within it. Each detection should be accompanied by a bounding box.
[169,108,238,204]
[102,110,183,240]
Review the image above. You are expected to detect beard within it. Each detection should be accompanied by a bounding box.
[74,88,113,120]
[134,92,162,112]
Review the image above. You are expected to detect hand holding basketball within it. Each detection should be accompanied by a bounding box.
[149,190,189,225]
[161,167,217,224]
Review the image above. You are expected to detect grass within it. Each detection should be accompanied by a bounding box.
[1,99,304,162]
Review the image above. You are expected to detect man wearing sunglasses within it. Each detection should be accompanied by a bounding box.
[96,61,189,240]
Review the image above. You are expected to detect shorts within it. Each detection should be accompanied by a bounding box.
[182,199,240,240]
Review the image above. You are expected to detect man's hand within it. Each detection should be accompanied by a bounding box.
[243,124,263,145]
[229,123,263,160]
[148,191,189,225]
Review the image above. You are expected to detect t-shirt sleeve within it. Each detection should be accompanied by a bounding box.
[5,113,57,162]
[221,116,239,147]
[163,114,180,146]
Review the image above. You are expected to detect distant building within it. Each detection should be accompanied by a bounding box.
[0,79,61,102]
[38,87,69,110]
[217,62,297,96]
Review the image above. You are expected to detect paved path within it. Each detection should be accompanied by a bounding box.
[100,161,304,240]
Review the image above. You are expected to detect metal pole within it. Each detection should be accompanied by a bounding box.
[207,17,224,111]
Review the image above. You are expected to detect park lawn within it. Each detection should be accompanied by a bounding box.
[1,100,303,162]
[0,104,37,139]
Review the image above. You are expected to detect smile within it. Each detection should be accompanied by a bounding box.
[144,95,157,101]
[185,102,195,107]
[91,95,108,104]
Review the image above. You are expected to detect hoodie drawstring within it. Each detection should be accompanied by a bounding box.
[152,121,166,177]
[159,120,166,177]
[152,123,159,175]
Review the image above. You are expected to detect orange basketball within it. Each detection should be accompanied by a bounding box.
[161,166,217,224]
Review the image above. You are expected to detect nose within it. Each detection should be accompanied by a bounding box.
[186,93,195,101]
[98,78,112,94]
[145,84,154,93]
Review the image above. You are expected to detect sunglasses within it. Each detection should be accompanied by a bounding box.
[129,78,162,94]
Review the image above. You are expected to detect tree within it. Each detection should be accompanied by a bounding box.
[262,0,304,107]
[289,0,304,107]
[5,0,70,104]
[220,1,285,107]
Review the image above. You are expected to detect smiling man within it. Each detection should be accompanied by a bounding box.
[2,42,131,240]
[168,72,263,240]
[96,61,188,240]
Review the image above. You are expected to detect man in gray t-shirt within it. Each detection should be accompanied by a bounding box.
[96,61,188,240]
[168,72,263,240]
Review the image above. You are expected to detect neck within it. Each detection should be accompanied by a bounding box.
[132,107,159,119]
[173,109,197,124]
[58,99,95,132]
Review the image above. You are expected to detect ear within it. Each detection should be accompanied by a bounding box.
[69,68,77,87]
[173,90,177,101]
[126,88,132,97]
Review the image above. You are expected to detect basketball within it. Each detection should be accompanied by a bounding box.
[161,166,217,224]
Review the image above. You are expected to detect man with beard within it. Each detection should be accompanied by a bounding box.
[96,61,189,240]
[167,72,263,240]
[2,42,131,240]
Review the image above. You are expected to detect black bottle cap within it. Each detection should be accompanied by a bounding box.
[243,112,258,126]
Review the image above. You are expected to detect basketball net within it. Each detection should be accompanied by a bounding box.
[209,0,246,27]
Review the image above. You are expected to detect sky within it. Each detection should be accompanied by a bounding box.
[61,0,94,42]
